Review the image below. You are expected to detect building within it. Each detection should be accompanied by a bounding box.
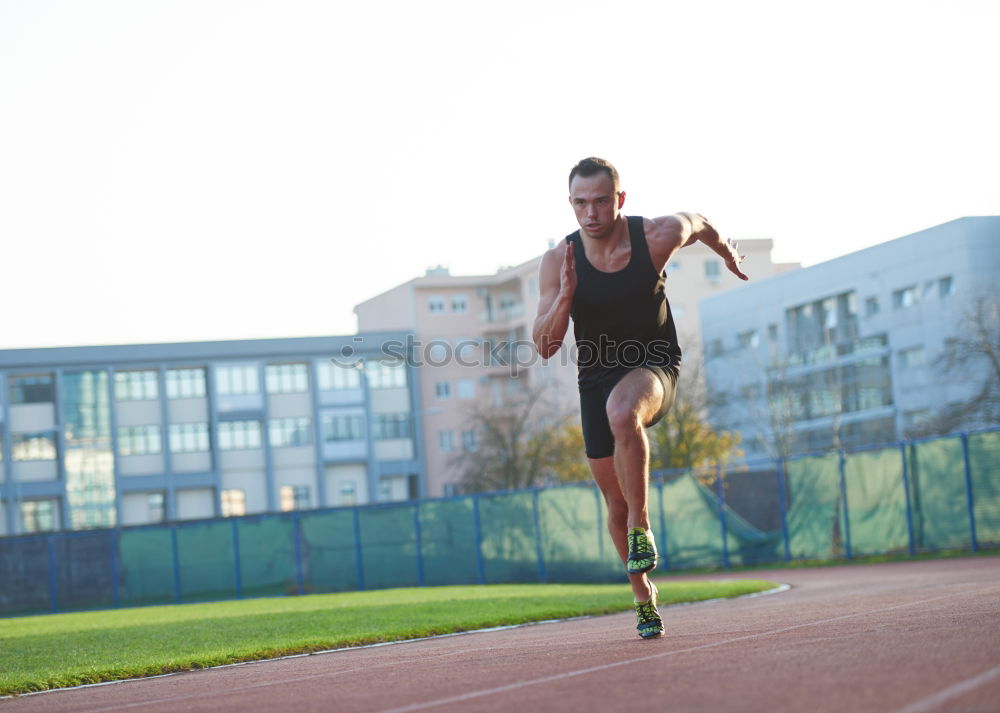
[0,334,425,535]
[355,237,796,496]
[700,216,1000,461]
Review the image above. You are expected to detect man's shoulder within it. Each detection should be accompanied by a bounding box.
[640,215,684,246]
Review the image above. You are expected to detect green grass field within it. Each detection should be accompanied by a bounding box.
[0,579,776,696]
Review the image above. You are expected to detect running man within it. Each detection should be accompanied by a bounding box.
[532,157,748,638]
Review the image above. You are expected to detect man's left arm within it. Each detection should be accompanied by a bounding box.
[646,213,748,281]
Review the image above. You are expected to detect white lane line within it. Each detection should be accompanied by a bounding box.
[13,584,789,703]
[371,589,992,713]
[890,664,1000,713]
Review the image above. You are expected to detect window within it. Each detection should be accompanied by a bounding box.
[768,324,779,342]
[269,417,312,447]
[322,413,365,442]
[166,368,207,399]
[21,500,57,533]
[939,276,955,298]
[11,433,57,461]
[118,425,162,456]
[428,342,449,363]
[147,493,166,523]
[428,296,445,314]
[373,413,411,440]
[218,420,262,450]
[265,364,308,394]
[9,375,54,404]
[216,365,260,395]
[365,360,407,389]
[280,485,311,512]
[451,295,468,313]
[455,339,479,362]
[899,346,926,368]
[317,362,361,390]
[169,422,210,453]
[114,371,159,401]
[461,429,478,451]
[340,480,357,505]
[435,381,451,399]
[456,379,475,399]
[738,330,759,349]
[865,296,880,317]
[221,489,246,517]
[892,286,919,309]
[439,430,454,452]
[704,260,721,281]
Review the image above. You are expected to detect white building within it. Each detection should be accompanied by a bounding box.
[700,216,1000,461]
[0,334,424,535]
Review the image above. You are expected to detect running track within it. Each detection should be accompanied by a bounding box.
[6,557,999,713]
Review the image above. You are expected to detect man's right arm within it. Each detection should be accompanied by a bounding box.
[532,243,576,359]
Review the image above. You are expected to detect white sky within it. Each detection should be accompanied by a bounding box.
[2,0,998,350]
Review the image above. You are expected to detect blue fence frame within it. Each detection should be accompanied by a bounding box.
[1,428,997,616]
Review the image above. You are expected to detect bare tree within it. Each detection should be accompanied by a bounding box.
[915,288,1000,437]
[452,382,588,493]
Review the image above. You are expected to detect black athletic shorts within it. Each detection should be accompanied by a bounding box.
[578,364,679,460]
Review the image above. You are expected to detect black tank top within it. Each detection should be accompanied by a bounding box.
[566,215,682,391]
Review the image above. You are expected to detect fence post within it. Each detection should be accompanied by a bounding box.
[838,450,853,560]
[110,529,121,608]
[472,494,486,584]
[594,485,604,562]
[657,480,670,571]
[412,503,425,587]
[171,525,182,604]
[775,458,791,562]
[899,443,916,556]
[532,488,548,583]
[715,464,730,569]
[352,507,365,591]
[46,534,59,613]
[960,433,979,552]
[232,519,243,599]
[292,513,305,595]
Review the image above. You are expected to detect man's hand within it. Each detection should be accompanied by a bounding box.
[559,241,578,298]
[722,237,749,281]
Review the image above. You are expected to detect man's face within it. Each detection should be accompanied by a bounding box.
[569,172,625,239]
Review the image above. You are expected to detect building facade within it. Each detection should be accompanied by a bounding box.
[700,216,1000,461]
[355,237,796,496]
[0,334,425,535]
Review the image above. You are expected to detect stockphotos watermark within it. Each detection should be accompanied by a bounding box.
[330,336,677,375]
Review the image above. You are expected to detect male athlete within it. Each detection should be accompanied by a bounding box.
[532,157,748,638]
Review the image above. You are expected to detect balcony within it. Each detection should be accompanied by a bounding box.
[479,302,525,329]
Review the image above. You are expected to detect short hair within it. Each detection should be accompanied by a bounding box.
[568,157,620,193]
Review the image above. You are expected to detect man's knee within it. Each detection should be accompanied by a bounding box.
[606,401,642,439]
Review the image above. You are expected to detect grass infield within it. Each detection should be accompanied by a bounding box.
[0,579,776,696]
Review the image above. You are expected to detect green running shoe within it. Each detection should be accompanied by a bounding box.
[634,583,664,639]
[626,527,657,575]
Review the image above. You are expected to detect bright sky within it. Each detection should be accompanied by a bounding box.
[2,0,998,350]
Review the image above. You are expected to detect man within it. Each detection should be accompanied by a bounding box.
[531,157,748,638]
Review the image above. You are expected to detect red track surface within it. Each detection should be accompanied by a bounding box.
[6,557,1000,713]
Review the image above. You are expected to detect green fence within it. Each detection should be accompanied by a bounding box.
[1,429,997,616]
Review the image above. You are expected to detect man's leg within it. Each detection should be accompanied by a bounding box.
[605,368,665,532]
[587,456,653,601]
